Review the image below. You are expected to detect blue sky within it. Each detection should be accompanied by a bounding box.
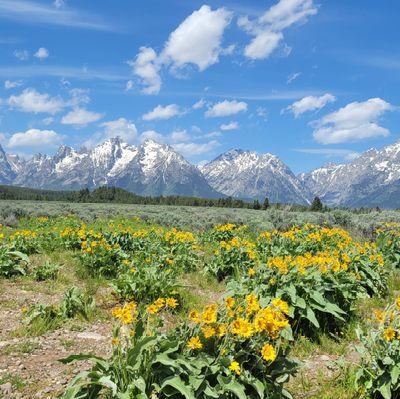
[0,0,399,173]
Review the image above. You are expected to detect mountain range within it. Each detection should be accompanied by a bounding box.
[1,137,400,208]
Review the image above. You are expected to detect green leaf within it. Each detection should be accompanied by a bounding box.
[248,378,264,399]
[59,354,109,370]
[310,292,326,306]
[98,376,117,395]
[127,336,158,369]
[296,297,306,309]
[391,365,400,384]
[305,307,320,328]
[378,382,392,399]
[160,376,196,399]
[217,376,247,399]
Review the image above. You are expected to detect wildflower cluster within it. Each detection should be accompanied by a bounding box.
[356,298,400,399]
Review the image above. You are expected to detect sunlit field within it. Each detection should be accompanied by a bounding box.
[1,204,400,398]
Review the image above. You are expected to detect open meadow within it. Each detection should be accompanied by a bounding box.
[1,201,400,398]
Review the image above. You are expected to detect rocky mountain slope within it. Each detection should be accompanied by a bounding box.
[200,149,311,204]
[299,141,400,208]
[1,138,220,198]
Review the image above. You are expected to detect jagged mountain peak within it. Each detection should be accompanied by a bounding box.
[300,139,400,208]
[202,148,310,204]
[7,137,219,198]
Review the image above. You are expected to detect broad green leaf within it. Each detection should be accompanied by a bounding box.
[378,382,392,399]
[217,376,247,399]
[161,376,196,399]
[306,307,320,328]
[391,365,400,384]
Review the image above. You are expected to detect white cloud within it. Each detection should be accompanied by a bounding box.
[193,99,206,109]
[172,140,220,156]
[162,5,232,71]
[287,71,301,84]
[42,117,54,125]
[312,98,394,144]
[8,88,65,114]
[100,118,137,143]
[130,5,232,94]
[128,47,161,95]
[238,0,317,60]
[169,130,191,143]
[125,79,134,91]
[256,107,268,118]
[285,93,336,117]
[34,47,49,60]
[4,79,22,89]
[13,49,29,61]
[205,100,248,117]
[7,128,63,150]
[191,125,202,133]
[220,121,239,131]
[140,130,165,143]
[68,88,90,107]
[61,108,103,126]
[53,0,65,9]
[142,104,183,121]
[0,0,113,31]
[294,148,360,161]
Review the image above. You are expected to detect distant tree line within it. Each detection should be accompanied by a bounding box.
[0,185,394,213]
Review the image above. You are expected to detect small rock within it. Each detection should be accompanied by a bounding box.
[77,332,104,341]
[319,355,331,362]
[0,382,12,395]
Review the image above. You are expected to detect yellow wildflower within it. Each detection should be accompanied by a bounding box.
[384,327,396,342]
[187,336,203,350]
[229,361,241,376]
[261,343,277,362]
[166,298,178,308]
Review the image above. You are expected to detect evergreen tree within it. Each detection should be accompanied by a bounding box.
[262,197,270,210]
[310,196,323,212]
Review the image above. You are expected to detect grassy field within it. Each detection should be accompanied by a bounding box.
[1,199,400,233]
[0,204,400,398]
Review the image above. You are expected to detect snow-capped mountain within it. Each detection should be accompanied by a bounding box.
[4,138,220,198]
[200,149,311,204]
[0,146,23,184]
[2,138,400,207]
[299,141,400,208]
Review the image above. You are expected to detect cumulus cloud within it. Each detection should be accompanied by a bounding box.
[61,108,103,126]
[168,130,191,143]
[7,128,63,150]
[172,140,220,156]
[128,47,161,95]
[285,93,336,117]
[13,49,29,61]
[4,79,23,89]
[129,5,232,94]
[140,130,165,143]
[99,118,137,143]
[220,121,239,131]
[34,47,49,60]
[238,0,317,60]
[8,88,65,114]
[312,98,394,144]
[142,104,183,121]
[162,5,232,71]
[192,99,206,110]
[205,100,248,117]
